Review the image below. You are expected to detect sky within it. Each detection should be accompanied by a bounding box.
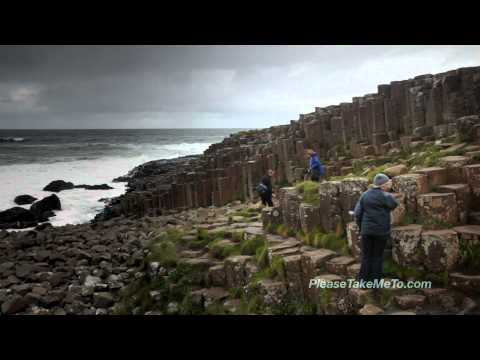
[0,45,479,129]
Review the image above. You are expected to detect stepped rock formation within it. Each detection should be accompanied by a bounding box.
[98,66,480,221]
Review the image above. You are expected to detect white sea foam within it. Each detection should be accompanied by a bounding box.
[1,142,212,230]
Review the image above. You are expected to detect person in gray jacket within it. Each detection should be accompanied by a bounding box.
[354,173,399,284]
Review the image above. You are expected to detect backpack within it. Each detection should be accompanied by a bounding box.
[256,183,268,195]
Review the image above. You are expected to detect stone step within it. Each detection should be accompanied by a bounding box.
[453,225,480,243]
[417,192,458,225]
[414,167,447,188]
[438,156,471,184]
[450,272,480,294]
[325,256,356,276]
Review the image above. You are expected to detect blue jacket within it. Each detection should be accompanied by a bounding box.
[354,187,399,236]
[309,153,322,172]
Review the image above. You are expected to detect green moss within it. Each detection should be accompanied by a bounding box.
[417,216,455,230]
[240,235,266,256]
[148,240,178,267]
[459,241,480,272]
[295,181,320,205]
[209,239,241,259]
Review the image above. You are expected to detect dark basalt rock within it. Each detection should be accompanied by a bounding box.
[43,180,74,192]
[14,195,38,205]
[74,184,114,190]
[30,194,61,221]
[0,207,38,229]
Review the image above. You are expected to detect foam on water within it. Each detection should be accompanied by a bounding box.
[1,141,212,230]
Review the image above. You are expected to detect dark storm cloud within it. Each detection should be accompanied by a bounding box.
[0,45,479,129]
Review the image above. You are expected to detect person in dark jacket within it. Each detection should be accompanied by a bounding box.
[354,173,399,284]
[306,149,325,182]
[259,169,274,207]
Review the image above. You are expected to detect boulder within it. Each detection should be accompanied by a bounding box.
[14,195,37,205]
[1,295,30,315]
[0,207,37,229]
[421,229,460,272]
[93,292,115,308]
[43,180,75,192]
[30,194,61,221]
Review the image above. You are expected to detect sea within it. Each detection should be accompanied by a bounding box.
[0,129,244,229]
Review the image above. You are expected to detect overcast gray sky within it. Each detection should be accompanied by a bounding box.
[0,45,479,129]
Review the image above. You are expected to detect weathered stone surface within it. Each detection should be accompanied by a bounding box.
[299,203,321,234]
[207,264,226,287]
[456,115,480,142]
[391,225,423,267]
[358,304,384,315]
[463,164,480,210]
[255,279,287,307]
[450,272,480,294]
[421,229,460,272]
[346,222,361,259]
[283,254,309,300]
[301,248,337,275]
[438,156,471,183]
[346,263,361,278]
[318,181,342,233]
[414,167,447,188]
[339,178,369,228]
[261,207,282,229]
[224,255,254,288]
[392,173,429,214]
[384,164,408,177]
[43,180,74,192]
[437,184,470,224]
[391,193,406,226]
[325,256,356,276]
[280,188,302,232]
[417,192,458,225]
[394,294,426,310]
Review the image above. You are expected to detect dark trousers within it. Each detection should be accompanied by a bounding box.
[358,234,389,282]
[261,193,273,207]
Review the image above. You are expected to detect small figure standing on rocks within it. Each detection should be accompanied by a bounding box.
[257,169,275,207]
[354,173,399,285]
[305,149,325,182]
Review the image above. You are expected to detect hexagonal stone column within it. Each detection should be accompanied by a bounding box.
[417,192,458,225]
[421,229,460,272]
[391,224,423,267]
[392,173,429,215]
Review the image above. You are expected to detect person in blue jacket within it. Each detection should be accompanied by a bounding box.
[306,149,325,182]
[354,173,399,284]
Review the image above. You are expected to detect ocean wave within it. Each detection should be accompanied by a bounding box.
[0,137,28,143]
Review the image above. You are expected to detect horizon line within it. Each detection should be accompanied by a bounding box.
[0,127,254,131]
